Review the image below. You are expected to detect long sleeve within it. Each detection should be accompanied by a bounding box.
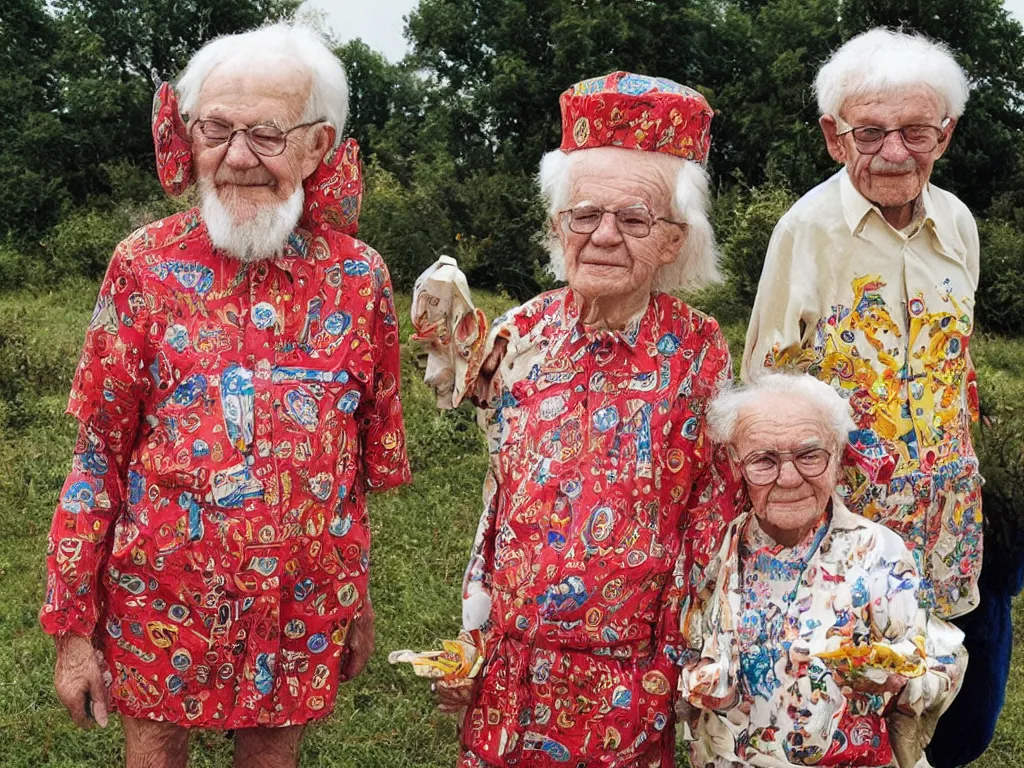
[740,218,818,382]
[358,255,411,492]
[40,244,150,637]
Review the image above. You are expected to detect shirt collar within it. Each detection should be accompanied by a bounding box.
[837,168,958,255]
[560,288,657,349]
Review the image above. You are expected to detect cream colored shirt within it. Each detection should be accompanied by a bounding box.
[741,168,982,618]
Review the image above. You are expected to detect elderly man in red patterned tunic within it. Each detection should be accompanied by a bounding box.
[404,73,743,768]
[40,22,410,768]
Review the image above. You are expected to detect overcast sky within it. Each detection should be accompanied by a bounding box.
[301,0,1024,63]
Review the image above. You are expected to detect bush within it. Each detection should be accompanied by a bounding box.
[358,160,456,291]
[975,218,1024,335]
[715,182,797,307]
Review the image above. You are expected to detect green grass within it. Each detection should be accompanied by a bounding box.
[0,281,1022,766]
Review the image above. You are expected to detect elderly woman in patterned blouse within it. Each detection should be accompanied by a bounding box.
[680,373,965,768]
[402,72,743,768]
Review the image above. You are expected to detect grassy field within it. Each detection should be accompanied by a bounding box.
[0,279,1022,767]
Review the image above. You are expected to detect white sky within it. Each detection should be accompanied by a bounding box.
[300,0,1024,63]
[299,0,417,61]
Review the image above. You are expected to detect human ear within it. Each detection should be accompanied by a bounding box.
[934,117,957,159]
[819,115,847,164]
[301,123,336,179]
[658,223,687,265]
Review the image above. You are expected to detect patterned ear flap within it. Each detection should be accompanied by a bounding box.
[301,138,363,236]
[151,81,194,197]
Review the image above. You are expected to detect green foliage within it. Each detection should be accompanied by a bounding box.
[714,182,798,307]
[975,218,1024,335]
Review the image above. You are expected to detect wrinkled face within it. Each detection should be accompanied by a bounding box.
[192,58,330,222]
[821,85,953,211]
[732,395,838,537]
[557,148,686,302]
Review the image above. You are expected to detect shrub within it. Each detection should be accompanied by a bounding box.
[975,218,1024,335]
[715,182,797,307]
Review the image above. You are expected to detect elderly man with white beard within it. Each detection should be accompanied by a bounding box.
[40,23,410,768]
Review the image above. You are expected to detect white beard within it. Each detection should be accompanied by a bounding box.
[199,180,304,263]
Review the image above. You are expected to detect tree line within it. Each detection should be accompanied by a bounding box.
[3,0,1024,330]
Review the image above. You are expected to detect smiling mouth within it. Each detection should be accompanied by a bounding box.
[579,258,629,268]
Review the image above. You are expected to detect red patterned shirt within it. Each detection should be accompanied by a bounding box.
[459,289,742,767]
[41,209,410,727]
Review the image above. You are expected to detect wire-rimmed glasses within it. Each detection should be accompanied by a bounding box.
[192,118,326,157]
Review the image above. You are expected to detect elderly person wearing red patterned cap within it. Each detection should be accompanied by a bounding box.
[397,72,743,768]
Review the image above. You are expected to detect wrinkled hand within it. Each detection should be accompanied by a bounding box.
[54,634,109,729]
[831,665,908,697]
[470,337,508,408]
[432,678,475,715]
[341,599,376,682]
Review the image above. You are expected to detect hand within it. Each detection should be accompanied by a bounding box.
[831,664,908,696]
[341,598,376,682]
[470,337,508,407]
[54,634,109,729]
[432,678,474,714]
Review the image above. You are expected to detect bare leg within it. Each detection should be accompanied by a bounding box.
[122,716,190,768]
[233,724,307,768]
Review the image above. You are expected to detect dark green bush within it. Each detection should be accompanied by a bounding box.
[715,182,797,307]
[976,218,1024,335]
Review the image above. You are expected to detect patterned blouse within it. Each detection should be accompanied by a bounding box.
[40,209,410,727]
[681,498,965,768]
[457,288,742,767]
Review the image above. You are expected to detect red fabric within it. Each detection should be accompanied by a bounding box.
[150,83,363,237]
[460,290,742,767]
[559,72,713,163]
[41,210,410,727]
[152,82,193,197]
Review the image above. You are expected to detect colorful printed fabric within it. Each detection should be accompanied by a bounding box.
[741,169,982,619]
[681,499,966,768]
[456,288,743,767]
[40,209,411,727]
[558,71,714,163]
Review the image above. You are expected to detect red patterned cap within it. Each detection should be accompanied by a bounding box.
[559,71,713,163]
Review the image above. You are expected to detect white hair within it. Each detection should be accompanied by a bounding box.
[537,147,720,293]
[176,22,348,146]
[706,373,857,449]
[199,178,304,262]
[815,28,970,119]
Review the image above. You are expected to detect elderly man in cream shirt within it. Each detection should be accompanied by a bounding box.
[742,28,981,624]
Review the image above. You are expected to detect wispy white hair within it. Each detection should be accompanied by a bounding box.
[538,147,720,293]
[707,373,857,449]
[815,28,970,119]
[176,22,348,146]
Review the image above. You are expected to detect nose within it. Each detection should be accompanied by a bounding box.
[224,132,260,170]
[878,130,912,163]
[776,459,804,487]
[589,211,624,247]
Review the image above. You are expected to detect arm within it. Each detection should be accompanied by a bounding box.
[740,219,814,382]
[41,242,149,637]
[660,322,745,703]
[41,243,150,727]
[358,254,412,492]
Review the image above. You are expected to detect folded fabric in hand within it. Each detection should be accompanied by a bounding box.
[816,637,927,680]
[410,256,490,409]
[388,629,485,681]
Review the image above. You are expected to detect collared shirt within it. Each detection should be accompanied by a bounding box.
[681,498,966,768]
[455,288,743,767]
[40,209,410,727]
[741,168,982,618]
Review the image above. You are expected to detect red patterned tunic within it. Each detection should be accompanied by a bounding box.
[459,289,742,767]
[40,209,410,727]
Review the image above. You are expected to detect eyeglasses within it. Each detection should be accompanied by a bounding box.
[836,117,951,155]
[192,118,326,157]
[559,204,683,239]
[730,447,832,487]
